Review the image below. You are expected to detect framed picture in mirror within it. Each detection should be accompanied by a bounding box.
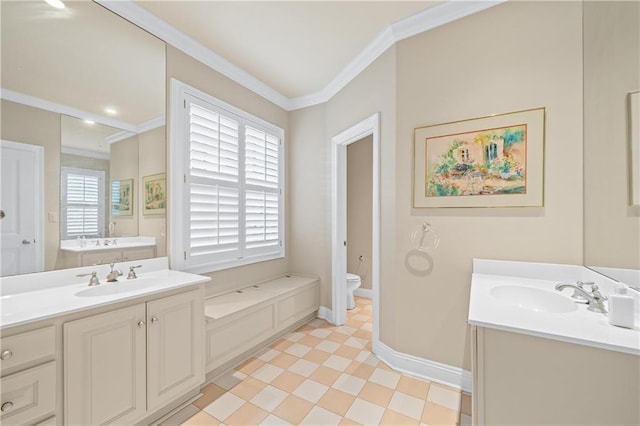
[112,179,134,216]
[630,91,639,206]
[143,173,166,215]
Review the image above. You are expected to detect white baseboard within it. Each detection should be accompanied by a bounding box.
[354,288,373,299]
[317,306,336,325]
[376,341,472,393]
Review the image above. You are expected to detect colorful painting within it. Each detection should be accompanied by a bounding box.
[414,108,545,208]
[143,173,166,215]
[111,179,133,216]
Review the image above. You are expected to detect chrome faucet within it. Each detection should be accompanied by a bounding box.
[77,271,100,286]
[106,263,123,282]
[555,282,607,313]
[127,265,142,280]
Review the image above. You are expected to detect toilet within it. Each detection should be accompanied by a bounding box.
[346,273,362,310]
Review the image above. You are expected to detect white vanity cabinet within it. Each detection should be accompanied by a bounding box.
[63,288,204,425]
[74,246,157,267]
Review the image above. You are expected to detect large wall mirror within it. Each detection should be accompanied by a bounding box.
[583,1,640,287]
[1,0,166,276]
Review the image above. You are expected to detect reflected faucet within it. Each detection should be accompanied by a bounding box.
[555,283,607,313]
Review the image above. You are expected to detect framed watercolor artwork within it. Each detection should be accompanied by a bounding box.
[413,107,545,208]
[143,173,166,215]
[111,179,133,216]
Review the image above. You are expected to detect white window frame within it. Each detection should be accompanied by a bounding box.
[60,166,106,240]
[170,79,285,273]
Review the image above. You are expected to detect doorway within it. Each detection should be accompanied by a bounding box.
[0,140,45,276]
[331,113,380,353]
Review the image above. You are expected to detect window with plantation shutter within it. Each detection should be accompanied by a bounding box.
[173,82,284,273]
[61,167,105,239]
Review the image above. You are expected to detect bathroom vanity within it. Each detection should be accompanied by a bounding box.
[468,259,640,426]
[0,258,209,425]
[59,237,158,268]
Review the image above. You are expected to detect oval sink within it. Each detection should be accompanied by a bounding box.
[75,279,158,298]
[490,285,578,313]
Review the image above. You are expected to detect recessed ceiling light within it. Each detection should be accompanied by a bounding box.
[44,0,65,9]
[104,107,118,116]
[83,119,95,125]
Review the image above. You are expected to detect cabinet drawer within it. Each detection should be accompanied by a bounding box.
[0,326,55,373]
[0,361,56,425]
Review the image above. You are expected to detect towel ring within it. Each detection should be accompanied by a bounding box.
[411,222,440,251]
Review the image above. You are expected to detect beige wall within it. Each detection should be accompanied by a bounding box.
[584,1,640,269]
[1,99,61,270]
[166,46,290,296]
[110,135,139,237]
[138,125,167,257]
[347,136,373,290]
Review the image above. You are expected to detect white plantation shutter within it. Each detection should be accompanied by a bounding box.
[61,167,105,239]
[180,87,284,272]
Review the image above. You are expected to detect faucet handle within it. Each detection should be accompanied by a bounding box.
[127,265,142,280]
[77,271,100,286]
[589,284,607,301]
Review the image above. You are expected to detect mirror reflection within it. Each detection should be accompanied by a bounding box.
[1,0,166,275]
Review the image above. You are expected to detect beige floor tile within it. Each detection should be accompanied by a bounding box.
[224,402,269,426]
[181,410,222,426]
[346,319,365,328]
[309,365,342,386]
[272,394,314,424]
[298,334,323,348]
[212,369,247,390]
[236,357,266,375]
[388,391,425,420]
[317,388,357,416]
[427,384,461,411]
[396,375,430,400]
[229,376,268,401]
[421,402,459,426]
[303,347,332,364]
[271,370,306,393]
[326,332,350,344]
[297,324,315,333]
[202,392,245,422]
[334,344,360,359]
[380,408,421,426]
[270,339,293,351]
[270,352,299,369]
[461,392,472,416]
[259,413,290,425]
[338,418,362,426]
[345,397,385,425]
[352,329,372,340]
[345,361,375,380]
[358,381,394,407]
[193,384,227,409]
[292,378,329,403]
[369,367,401,389]
[300,406,342,426]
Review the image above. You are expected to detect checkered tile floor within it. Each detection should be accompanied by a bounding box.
[164,297,471,425]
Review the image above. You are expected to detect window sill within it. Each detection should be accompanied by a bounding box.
[180,252,285,275]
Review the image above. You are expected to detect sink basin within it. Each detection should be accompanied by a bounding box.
[75,279,158,298]
[490,285,578,313]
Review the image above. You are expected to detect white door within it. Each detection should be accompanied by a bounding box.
[0,140,44,276]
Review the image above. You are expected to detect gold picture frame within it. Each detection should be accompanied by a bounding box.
[143,173,166,215]
[413,107,545,208]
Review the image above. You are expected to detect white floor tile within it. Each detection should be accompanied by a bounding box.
[369,368,401,389]
[334,325,357,335]
[300,406,342,426]
[345,398,385,425]
[344,336,368,349]
[427,384,461,411]
[322,354,352,372]
[309,328,332,338]
[288,359,319,377]
[202,392,245,421]
[252,364,285,384]
[250,385,289,412]
[213,369,247,390]
[285,331,305,342]
[257,348,281,362]
[388,391,426,420]
[260,414,291,426]
[331,373,366,396]
[315,340,340,354]
[292,379,329,404]
[360,322,373,331]
[352,314,369,322]
[284,343,312,358]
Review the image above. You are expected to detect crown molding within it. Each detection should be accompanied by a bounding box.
[1,88,138,132]
[61,146,110,161]
[105,115,165,144]
[98,0,507,112]
[105,130,136,144]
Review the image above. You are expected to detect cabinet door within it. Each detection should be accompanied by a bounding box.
[146,289,204,411]
[64,304,146,425]
[80,250,122,267]
[122,247,156,262]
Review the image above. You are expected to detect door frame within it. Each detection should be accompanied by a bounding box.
[0,140,45,273]
[330,112,380,353]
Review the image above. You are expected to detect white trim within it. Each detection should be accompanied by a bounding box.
[353,288,373,299]
[376,341,472,393]
[0,140,45,273]
[106,115,166,144]
[97,1,505,111]
[331,113,380,356]
[317,306,335,324]
[60,146,110,161]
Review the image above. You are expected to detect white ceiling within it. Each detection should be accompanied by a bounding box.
[136,1,436,99]
[61,116,120,155]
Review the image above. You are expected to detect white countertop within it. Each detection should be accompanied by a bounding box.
[60,236,157,253]
[0,257,210,329]
[468,259,640,356]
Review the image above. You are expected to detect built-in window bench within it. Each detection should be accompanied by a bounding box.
[204,274,319,379]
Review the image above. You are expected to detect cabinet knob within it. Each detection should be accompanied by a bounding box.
[1,402,14,412]
[151,317,159,323]
[0,350,12,360]
[137,321,145,328]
